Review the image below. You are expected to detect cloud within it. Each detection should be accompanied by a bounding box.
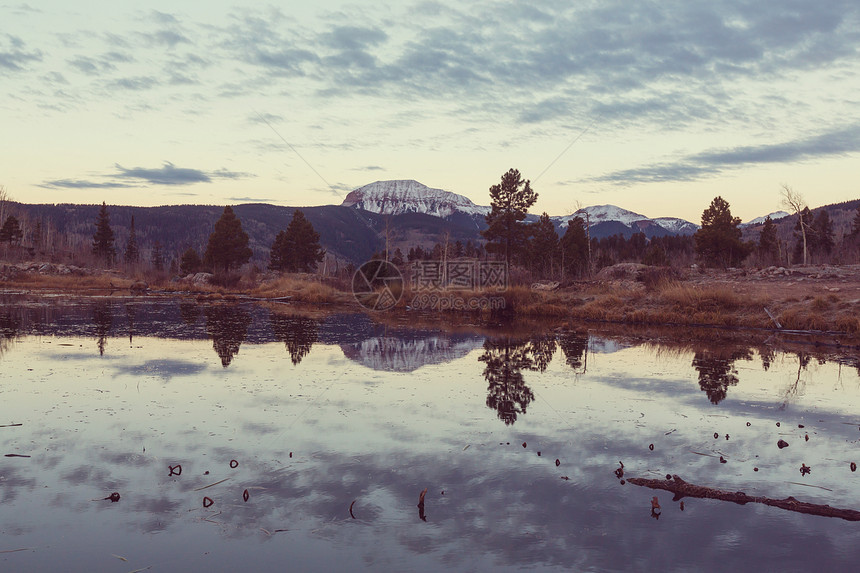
[107,76,159,90]
[590,125,860,185]
[111,162,254,186]
[228,196,276,203]
[114,162,212,185]
[38,179,136,190]
[352,165,385,171]
[0,34,42,70]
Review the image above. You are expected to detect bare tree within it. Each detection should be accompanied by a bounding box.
[781,184,809,265]
[0,185,8,230]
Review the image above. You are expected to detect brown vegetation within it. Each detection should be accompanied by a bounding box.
[4,257,860,340]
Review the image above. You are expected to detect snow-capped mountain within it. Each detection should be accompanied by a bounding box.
[342,180,489,218]
[342,181,700,238]
[742,211,790,227]
[340,334,484,372]
[554,205,651,227]
[552,205,699,237]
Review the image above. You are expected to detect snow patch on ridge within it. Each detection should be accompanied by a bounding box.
[342,180,489,217]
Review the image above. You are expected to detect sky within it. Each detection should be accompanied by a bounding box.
[2,0,859,223]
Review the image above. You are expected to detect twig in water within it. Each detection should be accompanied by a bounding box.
[193,478,230,491]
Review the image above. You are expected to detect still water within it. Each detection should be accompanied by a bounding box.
[2,295,860,572]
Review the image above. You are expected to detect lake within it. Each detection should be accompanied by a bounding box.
[2,294,860,572]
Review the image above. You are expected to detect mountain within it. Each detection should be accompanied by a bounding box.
[342,180,489,218]
[741,211,790,227]
[552,205,699,239]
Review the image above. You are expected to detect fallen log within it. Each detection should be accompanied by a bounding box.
[627,474,860,521]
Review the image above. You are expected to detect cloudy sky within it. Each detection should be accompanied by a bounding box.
[3,0,859,222]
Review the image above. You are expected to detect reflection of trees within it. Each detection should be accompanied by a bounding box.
[479,337,535,425]
[93,302,113,356]
[559,331,589,372]
[0,311,19,358]
[125,303,136,345]
[269,312,318,365]
[692,348,752,404]
[756,345,776,371]
[525,334,556,373]
[179,302,200,326]
[205,305,252,367]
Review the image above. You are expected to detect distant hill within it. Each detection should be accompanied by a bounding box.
[9,180,854,266]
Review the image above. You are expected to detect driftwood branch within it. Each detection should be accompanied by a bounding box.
[627,475,860,521]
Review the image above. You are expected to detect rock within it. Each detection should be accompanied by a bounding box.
[191,272,214,285]
[778,439,790,449]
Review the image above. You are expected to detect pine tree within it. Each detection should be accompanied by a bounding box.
[179,247,202,275]
[560,216,589,278]
[529,212,559,278]
[203,206,253,272]
[268,210,325,273]
[124,216,139,264]
[810,210,834,256]
[757,216,779,264]
[481,168,538,265]
[151,241,164,271]
[0,215,23,245]
[92,202,116,264]
[693,196,751,267]
[849,206,860,244]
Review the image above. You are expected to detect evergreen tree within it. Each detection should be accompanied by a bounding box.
[92,202,116,264]
[529,212,559,278]
[810,210,834,256]
[757,216,779,264]
[693,196,751,267]
[124,215,139,264]
[203,206,253,272]
[0,215,23,245]
[848,206,860,244]
[268,210,325,273]
[481,168,538,265]
[151,241,164,271]
[560,216,589,278]
[180,247,202,275]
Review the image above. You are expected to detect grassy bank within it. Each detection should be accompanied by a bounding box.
[4,261,860,338]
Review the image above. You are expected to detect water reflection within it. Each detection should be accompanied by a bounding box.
[3,297,860,571]
[558,331,589,373]
[269,312,318,365]
[92,301,112,356]
[0,310,18,357]
[205,304,252,367]
[179,301,201,325]
[691,348,752,405]
[479,337,536,425]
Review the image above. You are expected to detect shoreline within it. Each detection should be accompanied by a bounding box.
[3,261,860,343]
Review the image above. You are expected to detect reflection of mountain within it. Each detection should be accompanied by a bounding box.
[341,334,483,372]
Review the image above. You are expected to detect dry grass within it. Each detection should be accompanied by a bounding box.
[1,272,118,291]
[253,276,347,304]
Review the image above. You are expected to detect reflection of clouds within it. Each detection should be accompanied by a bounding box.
[111,358,208,380]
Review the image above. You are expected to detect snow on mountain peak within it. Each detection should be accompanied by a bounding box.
[342,180,488,217]
[742,211,790,226]
[555,205,650,227]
